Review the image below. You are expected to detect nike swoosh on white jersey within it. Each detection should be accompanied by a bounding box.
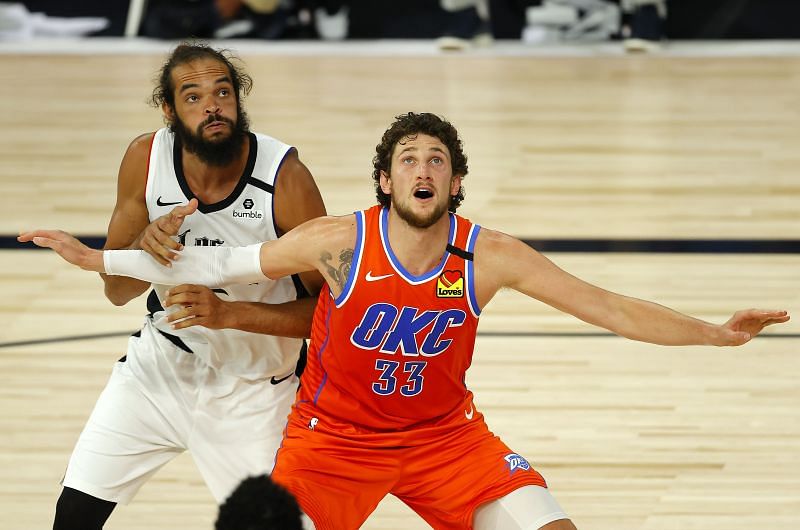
[465,405,474,420]
[365,271,394,282]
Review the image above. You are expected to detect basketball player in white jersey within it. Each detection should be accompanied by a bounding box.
[37,43,327,529]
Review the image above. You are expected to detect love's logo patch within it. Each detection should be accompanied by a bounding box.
[436,270,464,298]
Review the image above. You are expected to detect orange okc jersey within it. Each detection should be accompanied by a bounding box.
[297,205,482,431]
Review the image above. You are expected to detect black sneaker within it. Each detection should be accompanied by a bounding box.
[437,7,492,51]
[624,4,663,52]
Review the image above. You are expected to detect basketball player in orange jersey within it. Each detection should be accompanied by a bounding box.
[21,112,790,530]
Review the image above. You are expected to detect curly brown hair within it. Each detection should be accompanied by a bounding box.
[372,112,468,212]
[150,42,253,111]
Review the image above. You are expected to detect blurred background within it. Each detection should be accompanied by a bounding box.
[5,0,800,48]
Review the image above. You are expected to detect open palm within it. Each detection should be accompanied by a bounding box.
[720,309,790,345]
[17,230,102,272]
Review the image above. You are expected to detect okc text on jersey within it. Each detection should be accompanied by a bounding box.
[350,303,466,356]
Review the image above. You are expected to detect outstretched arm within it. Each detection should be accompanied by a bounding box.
[18,230,276,287]
[477,229,790,346]
[19,215,358,292]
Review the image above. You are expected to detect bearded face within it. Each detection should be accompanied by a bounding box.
[171,105,250,167]
[381,133,461,230]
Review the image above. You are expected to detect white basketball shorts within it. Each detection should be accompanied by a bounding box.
[61,318,298,504]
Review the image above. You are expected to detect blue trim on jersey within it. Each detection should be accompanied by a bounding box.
[380,207,456,284]
[334,211,364,307]
[270,146,294,238]
[312,298,334,405]
[466,224,482,316]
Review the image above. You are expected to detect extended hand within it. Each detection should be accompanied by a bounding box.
[136,199,198,266]
[165,284,231,330]
[17,229,104,272]
[716,309,790,346]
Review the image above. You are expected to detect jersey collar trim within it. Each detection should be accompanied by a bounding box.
[172,131,258,214]
[379,207,456,285]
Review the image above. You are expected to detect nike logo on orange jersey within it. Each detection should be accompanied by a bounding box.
[365,271,394,282]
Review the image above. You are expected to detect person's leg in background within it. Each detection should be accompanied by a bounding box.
[438,0,492,50]
[486,0,534,39]
[621,0,666,51]
[314,0,349,40]
[523,0,620,43]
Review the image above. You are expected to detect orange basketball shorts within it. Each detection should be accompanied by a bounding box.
[271,400,547,530]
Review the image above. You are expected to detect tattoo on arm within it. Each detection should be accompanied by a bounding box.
[320,248,354,291]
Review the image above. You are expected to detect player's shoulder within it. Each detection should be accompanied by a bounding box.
[475,226,515,248]
[474,227,535,263]
[282,214,357,264]
[289,213,353,246]
[306,213,357,237]
[124,131,158,159]
[251,129,284,142]
[251,130,294,155]
[276,146,302,170]
[116,132,160,187]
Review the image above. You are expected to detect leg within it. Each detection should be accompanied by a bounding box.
[271,412,395,530]
[53,487,115,530]
[473,485,575,530]
[394,402,551,528]
[60,329,190,505]
[621,0,665,50]
[190,372,300,503]
[300,513,317,530]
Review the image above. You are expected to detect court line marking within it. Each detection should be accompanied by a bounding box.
[5,236,799,254]
[1,331,797,349]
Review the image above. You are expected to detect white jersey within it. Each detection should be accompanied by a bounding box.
[143,127,304,380]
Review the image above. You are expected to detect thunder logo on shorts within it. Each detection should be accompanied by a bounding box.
[504,453,532,475]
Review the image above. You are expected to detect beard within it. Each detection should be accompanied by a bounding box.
[171,106,250,167]
[392,194,450,229]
